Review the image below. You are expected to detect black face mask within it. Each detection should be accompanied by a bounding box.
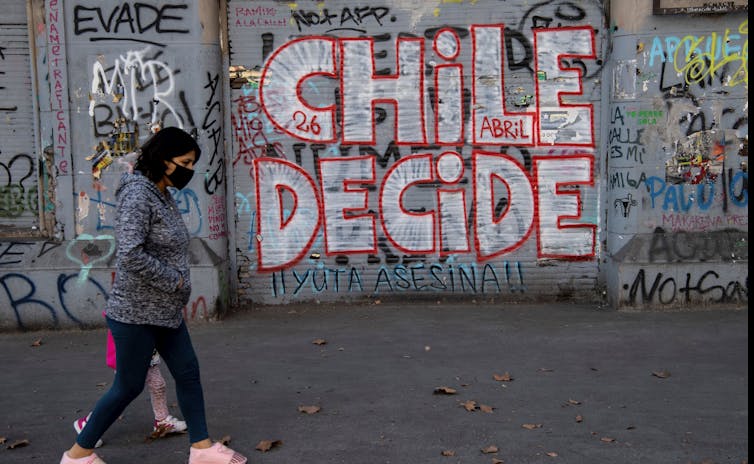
[167,162,194,190]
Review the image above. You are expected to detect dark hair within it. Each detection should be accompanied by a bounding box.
[134,127,201,182]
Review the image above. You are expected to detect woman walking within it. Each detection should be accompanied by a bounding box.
[60,127,247,464]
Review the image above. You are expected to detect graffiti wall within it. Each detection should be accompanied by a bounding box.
[1,0,748,329]
[606,2,748,307]
[0,0,231,330]
[227,0,609,304]
[0,237,225,329]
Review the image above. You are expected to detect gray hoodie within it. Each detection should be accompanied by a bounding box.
[105,172,191,328]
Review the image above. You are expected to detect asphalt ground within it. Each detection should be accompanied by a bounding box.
[0,301,748,464]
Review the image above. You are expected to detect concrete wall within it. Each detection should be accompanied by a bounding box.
[0,0,748,330]
[0,0,232,330]
[605,0,748,308]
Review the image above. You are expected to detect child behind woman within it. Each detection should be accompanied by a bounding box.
[73,330,187,447]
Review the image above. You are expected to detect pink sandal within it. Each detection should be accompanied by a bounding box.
[189,442,247,464]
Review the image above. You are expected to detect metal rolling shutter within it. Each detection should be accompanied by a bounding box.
[0,1,38,234]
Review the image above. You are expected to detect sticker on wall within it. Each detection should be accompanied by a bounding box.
[76,191,90,235]
[87,118,139,179]
[665,130,727,185]
[613,59,637,100]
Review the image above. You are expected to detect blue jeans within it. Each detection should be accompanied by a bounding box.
[77,318,209,447]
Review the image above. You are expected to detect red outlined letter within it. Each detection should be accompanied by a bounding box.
[254,157,322,271]
[260,37,337,142]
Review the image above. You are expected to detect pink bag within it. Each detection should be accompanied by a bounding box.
[106,329,116,370]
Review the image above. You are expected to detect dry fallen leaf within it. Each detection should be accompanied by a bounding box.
[493,372,513,382]
[481,445,499,454]
[492,459,505,464]
[546,451,558,457]
[522,423,542,430]
[0,437,5,444]
[441,450,455,456]
[434,386,457,395]
[312,338,327,345]
[461,400,478,411]
[298,405,321,414]
[255,439,282,452]
[7,439,30,449]
[568,399,581,405]
[148,421,188,440]
[575,415,584,423]
[149,424,168,439]
[30,338,43,347]
[538,368,554,372]
[652,370,671,379]
[600,437,616,443]
[479,404,495,413]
